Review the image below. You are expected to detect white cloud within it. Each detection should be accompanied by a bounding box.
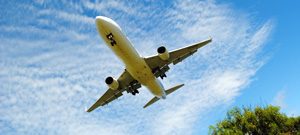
[272,90,287,108]
[37,9,94,25]
[82,0,137,16]
[0,0,274,135]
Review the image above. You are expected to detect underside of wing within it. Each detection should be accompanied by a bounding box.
[86,70,140,112]
[86,88,123,112]
[145,38,212,77]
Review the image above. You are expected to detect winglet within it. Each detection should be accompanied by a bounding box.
[85,106,88,112]
[209,35,212,41]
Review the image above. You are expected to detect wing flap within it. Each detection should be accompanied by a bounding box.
[169,38,212,63]
[172,50,197,65]
[86,89,123,112]
[100,91,123,106]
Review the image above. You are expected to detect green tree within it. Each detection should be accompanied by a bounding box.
[209,105,300,134]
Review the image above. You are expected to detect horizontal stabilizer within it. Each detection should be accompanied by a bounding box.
[143,84,184,108]
[143,97,160,108]
[166,84,184,95]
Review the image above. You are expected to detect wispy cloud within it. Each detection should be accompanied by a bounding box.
[272,89,287,108]
[0,0,274,134]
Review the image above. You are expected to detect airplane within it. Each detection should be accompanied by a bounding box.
[86,16,212,112]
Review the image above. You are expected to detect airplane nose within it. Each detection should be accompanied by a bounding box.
[95,16,112,32]
[95,16,105,21]
[95,16,122,31]
[95,16,109,24]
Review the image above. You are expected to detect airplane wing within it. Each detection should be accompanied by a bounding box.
[86,70,140,112]
[145,38,212,77]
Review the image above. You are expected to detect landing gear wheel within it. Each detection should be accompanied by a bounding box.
[160,73,167,79]
[110,40,116,46]
[134,89,139,94]
[131,92,136,96]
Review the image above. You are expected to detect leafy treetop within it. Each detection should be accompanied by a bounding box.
[209,105,300,135]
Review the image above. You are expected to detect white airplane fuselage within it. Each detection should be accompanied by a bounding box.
[95,16,166,99]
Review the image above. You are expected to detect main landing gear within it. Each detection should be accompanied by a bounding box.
[106,33,117,46]
[152,67,169,80]
[131,89,139,96]
[160,73,167,79]
[128,80,140,96]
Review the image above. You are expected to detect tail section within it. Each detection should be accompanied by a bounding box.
[143,97,160,108]
[165,84,184,95]
[143,84,184,108]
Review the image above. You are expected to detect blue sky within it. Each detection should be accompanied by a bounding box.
[1,0,299,134]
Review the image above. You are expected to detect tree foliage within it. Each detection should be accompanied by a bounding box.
[209,105,300,134]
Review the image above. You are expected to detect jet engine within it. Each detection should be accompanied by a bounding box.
[157,46,169,60]
[105,76,119,90]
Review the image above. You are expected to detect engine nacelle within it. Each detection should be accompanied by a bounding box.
[105,76,119,90]
[157,46,169,60]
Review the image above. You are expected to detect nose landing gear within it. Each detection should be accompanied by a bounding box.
[106,33,117,46]
[106,33,113,40]
[110,40,116,46]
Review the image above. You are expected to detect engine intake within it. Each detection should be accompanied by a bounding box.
[157,46,169,60]
[105,76,119,90]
